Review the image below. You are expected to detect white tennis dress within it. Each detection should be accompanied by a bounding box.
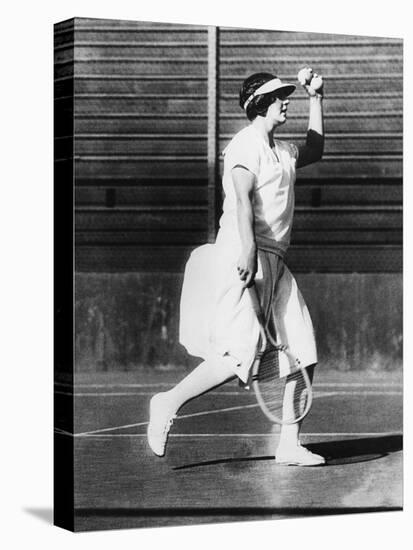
[179,125,317,382]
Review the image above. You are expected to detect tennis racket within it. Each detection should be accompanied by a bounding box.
[248,284,313,425]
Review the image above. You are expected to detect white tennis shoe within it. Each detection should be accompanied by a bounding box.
[275,441,325,466]
[147,393,177,457]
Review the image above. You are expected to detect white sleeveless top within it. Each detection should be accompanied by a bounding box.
[218,125,298,256]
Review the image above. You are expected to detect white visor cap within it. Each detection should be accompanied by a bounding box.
[243,78,296,111]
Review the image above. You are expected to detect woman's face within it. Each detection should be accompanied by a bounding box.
[266,95,290,127]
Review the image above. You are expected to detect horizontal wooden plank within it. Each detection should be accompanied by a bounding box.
[286,245,402,272]
[72,97,207,114]
[75,244,402,273]
[291,229,401,245]
[221,96,402,114]
[220,42,402,57]
[74,158,208,178]
[76,209,207,231]
[69,137,206,156]
[55,19,207,40]
[75,244,191,271]
[75,228,401,246]
[291,208,401,230]
[70,75,402,95]
[61,94,403,116]
[67,38,399,47]
[66,30,208,45]
[55,45,208,62]
[221,54,401,62]
[220,72,403,84]
[217,155,402,178]
[57,56,402,72]
[221,77,403,96]
[222,115,402,134]
[72,77,208,95]
[75,185,208,206]
[55,59,403,81]
[294,183,402,206]
[75,176,208,185]
[56,60,209,78]
[74,183,401,208]
[220,110,404,120]
[72,113,401,135]
[75,116,207,134]
[63,135,402,157]
[56,41,210,50]
[75,230,207,246]
[76,152,401,162]
[53,42,402,62]
[221,90,403,101]
[73,18,206,29]
[71,155,402,178]
[76,179,208,189]
[295,157,402,178]
[56,73,207,82]
[219,29,402,42]
[232,136,402,155]
[219,58,402,77]
[75,206,400,232]
[73,110,402,122]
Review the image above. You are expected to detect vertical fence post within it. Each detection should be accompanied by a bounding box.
[207,26,219,242]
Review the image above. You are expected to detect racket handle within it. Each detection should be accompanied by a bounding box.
[248,285,298,364]
[248,285,266,326]
[248,285,268,350]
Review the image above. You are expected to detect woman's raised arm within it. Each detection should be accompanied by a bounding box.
[296,70,324,169]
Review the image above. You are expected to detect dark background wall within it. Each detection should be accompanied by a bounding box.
[54,17,402,373]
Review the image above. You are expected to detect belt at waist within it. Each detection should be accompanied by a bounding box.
[255,235,287,259]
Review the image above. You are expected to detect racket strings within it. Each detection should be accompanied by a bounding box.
[254,347,280,381]
[254,348,310,423]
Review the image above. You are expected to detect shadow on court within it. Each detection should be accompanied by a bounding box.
[313,434,402,466]
[172,435,402,470]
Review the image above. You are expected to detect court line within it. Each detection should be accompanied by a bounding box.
[70,390,400,437]
[56,430,401,439]
[55,381,402,389]
[73,402,263,436]
[56,390,402,397]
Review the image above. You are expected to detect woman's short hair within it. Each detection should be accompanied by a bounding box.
[239,72,280,121]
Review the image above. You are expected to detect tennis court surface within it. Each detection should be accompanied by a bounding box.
[55,368,402,531]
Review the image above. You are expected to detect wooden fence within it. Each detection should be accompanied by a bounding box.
[54,17,403,273]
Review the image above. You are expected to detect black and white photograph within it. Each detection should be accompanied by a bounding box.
[52,15,404,532]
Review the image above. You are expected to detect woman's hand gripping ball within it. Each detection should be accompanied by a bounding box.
[298,66,324,98]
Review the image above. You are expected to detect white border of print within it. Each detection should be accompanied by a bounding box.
[1,1,410,549]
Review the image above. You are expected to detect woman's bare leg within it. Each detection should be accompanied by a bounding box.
[277,365,315,449]
[275,365,324,465]
[147,359,235,456]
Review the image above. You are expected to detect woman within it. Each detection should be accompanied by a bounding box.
[147,68,325,466]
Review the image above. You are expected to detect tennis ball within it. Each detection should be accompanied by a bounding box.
[310,74,323,92]
[297,67,313,86]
